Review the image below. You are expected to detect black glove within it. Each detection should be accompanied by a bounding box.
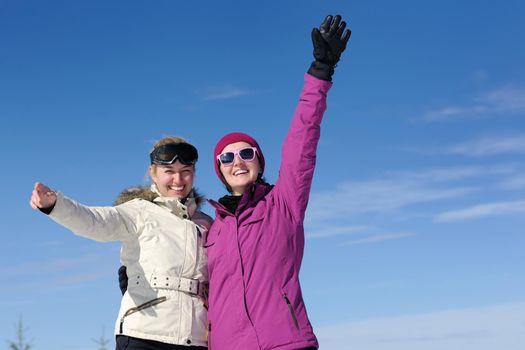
[308,15,351,81]
[38,204,55,215]
[118,265,128,295]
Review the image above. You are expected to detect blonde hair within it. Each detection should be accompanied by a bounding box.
[148,136,196,178]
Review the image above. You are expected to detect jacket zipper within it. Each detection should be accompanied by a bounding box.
[119,296,167,333]
[283,293,299,330]
[235,217,260,345]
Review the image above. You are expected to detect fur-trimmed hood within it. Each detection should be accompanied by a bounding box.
[114,185,205,208]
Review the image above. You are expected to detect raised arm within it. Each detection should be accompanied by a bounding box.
[276,15,351,222]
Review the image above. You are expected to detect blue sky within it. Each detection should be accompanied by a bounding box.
[1,1,524,349]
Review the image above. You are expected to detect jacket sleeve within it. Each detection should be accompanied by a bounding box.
[48,192,140,242]
[274,73,332,223]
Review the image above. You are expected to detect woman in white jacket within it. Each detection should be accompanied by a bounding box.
[30,136,212,350]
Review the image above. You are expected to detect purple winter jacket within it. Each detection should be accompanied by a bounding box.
[205,74,332,350]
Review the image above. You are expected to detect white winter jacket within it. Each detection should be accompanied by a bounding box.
[48,185,212,346]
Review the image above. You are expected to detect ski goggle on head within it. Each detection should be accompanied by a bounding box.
[150,143,198,166]
[216,147,258,167]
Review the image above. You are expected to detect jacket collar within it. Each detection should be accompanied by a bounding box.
[151,184,197,219]
[209,182,273,217]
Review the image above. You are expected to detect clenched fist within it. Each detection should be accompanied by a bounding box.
[30,182,57,211]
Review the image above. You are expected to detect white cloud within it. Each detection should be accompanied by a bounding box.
[500,174,525,189]
[39,240,65,247]
[306,225,369,239]
[434,199,525,222]
[54,271,114,285]
[0,252,116,277]
[0,270,114,293]
[306,168,478,223]
[0,299,34,307]
[339,232,416,246]
[422,86,525,122]
[306,164,523,233]
[472,70,488,82]
[316,302,525,350]
[480,86,525,112]
[200,85,249,100]
[422,105,487,122]
[412,133,525,157]
[384,165,513,181]
[446,135,525,156]
[0,254,103,275]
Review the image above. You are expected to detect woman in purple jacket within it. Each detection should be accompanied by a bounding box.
[205,15,351,350]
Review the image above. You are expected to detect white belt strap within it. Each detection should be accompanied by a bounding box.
[131,274,208,298]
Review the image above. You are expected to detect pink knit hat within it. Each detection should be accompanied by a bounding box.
[213,132,265,180]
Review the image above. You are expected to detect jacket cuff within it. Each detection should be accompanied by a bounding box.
[307,61,335,82]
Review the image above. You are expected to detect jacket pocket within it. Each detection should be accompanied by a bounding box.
[119,296,167,333]
[283,292,300,330]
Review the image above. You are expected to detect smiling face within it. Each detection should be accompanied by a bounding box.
[150,161,194,199]
[219,141,261,195]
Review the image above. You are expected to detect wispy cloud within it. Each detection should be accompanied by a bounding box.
[0,270,114,294]
[306,167,481,223]
[306,225,369,239]
[500,174,525,190]
[445,135,525,156]
[435,199,525,222]
[422,105,487,122]
[0,254,103,275]
[0,299,35,308]
[306,164,523,237]
[39,239,65,247]
[305,225,415,245]
[339,232,416,246]
[481,86,525,112]
[54,271,114,285]
[200,85,249,100]
[383,165,513,182]
[422,86,525,122]
[472,70,489,82]
[316,302,525,350]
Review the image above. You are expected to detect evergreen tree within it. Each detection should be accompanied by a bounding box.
[6,317,33,350]
[92,327,109,350]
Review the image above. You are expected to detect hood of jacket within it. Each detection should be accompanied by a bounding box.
[114,184,205,219]
[114,185,205,206]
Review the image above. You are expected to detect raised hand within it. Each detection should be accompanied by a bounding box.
[308,15,351,81]
[30,182,57,210]
[312,15,351,66]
